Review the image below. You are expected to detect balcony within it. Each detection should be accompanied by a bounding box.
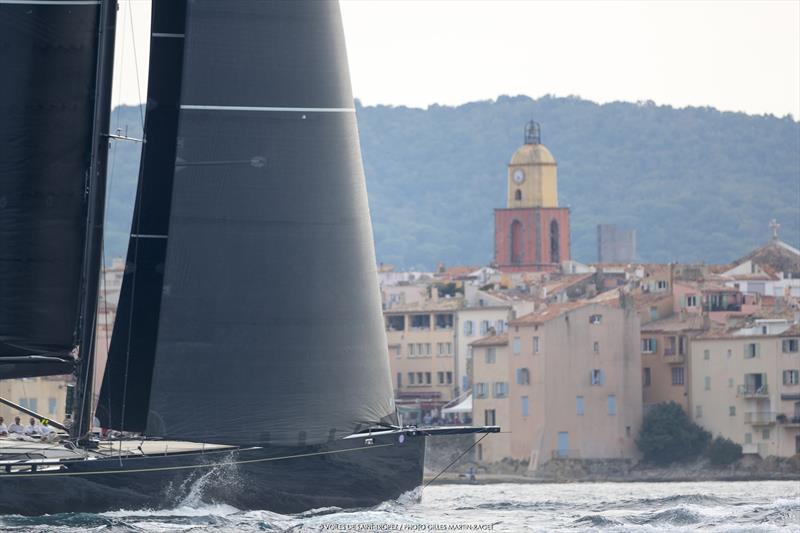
[737,385,768,398]
[663,352,685,364]
[777,414,800,428]
[744,412,777,426]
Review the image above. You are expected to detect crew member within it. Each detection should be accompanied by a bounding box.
[24,417,40,436]
[0,417,7,436]
[8,417,24,435]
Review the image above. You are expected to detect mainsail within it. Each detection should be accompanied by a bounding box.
[99,0,397,446]
[0,0,110,379]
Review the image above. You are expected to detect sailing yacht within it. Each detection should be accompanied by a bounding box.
[0,0,496,515]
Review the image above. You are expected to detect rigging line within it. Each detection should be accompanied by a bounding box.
[423,432,490,489]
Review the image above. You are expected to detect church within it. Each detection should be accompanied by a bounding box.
[494,121,571,272]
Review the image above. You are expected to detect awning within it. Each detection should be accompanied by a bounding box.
[442,393,472,414]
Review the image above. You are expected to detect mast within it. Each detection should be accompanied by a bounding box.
[72,0,118,442]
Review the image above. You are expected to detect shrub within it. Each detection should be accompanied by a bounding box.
[708,436,742,466]
[636,402,711,465]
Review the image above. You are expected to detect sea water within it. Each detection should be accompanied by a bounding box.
[0,481,797,532]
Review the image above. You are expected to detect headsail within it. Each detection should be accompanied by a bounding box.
[0,0,108,379]
[99,0,397,445]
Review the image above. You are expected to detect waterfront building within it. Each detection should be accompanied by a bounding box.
[384,294,462,424]
[690,319,800,457]
[640,314,706,413]
[471,300,642,465]
[494,121,571,272]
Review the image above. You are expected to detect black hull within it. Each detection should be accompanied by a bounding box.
[0,433,425,516]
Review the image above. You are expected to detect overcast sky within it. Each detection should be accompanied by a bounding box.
[113,1,800,118]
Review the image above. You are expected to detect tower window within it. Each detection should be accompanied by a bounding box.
[550,219,560,263]
[510,220,523,264]
[514,189,522,201]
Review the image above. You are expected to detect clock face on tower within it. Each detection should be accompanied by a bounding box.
[512,169,525,184]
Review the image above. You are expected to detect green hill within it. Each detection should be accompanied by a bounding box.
[105,96,800,269]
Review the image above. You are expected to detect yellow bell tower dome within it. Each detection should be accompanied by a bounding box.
[507,121,558,208]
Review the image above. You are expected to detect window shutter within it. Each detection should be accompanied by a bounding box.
[679,295,685,308]
[600,370,606,385]
[756,343,761,357]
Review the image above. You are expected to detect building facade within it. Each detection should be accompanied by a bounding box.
[690,321,800,457]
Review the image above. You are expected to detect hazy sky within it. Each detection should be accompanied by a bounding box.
[113,1,800,117]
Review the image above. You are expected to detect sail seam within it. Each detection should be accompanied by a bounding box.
[180,105,355,113]
[152,33,185,38]
[130,234,167,239]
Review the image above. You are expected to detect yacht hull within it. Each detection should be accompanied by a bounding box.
[0,432,425,516]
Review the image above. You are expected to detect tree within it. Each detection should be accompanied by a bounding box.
[636,402,711,465]
[707,436,742,466]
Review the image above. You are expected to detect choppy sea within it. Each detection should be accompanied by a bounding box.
[1,481,797,532]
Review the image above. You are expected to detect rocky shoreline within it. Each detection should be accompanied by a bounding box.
[424,455,800,485]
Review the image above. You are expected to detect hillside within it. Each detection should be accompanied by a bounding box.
[105,96,800,269]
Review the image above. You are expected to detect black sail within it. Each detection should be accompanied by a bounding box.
[96,0,186,433]
[101,1,397,445]
[0,0,106,378]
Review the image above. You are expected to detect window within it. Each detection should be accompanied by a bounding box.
[425,343,431,355]
[48,397,57,415]
[649,306,658,321]
[386,315,405,331]
[464,320,474,336]
[576,396,585,415]
[495,320,505,333]
[438,343,444,355]
[19,398,28,409]
[516,368,530,385]
[729,406,736,416]
[591,369,605,385]
[549,219,560,263]
[486,347,496,364]
[408,344,415,356]
[416,372,423,384]
[704,349,710,360]
[657,280,668,290]
[607,395,617,416]
[480,320,490,335]
[446,371,453,384]
[704,376,711,391]
[533,336,540,353]
[589,314,602,325]
[437,371,445,385]
[425,372,431,385]
[410,314,430,330]
[744,432,752,444]
[514,189,522,201]
[408,372,415,385]
[493,382,509,398]
[437,342,453,355]
[593,341,600,353]
[397,373,402,388]
[686,294,698,307]
[672,366,685,385]
[485,409,496,426]
[475,383,487,398]
[643,367,651,387]
[783,339,799,353]
[762,429,770,440]
[642,338,657,353]
[679,336,687,356]
[744,343,759,359]
[696,405,703,419]
[521,395,529,416]
[446,342,453,355]
[783,370,799,385]
[512,337,521,354]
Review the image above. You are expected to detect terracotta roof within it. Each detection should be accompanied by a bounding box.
[542,273,594,294]
[509,300,593,326]
[469,332,509,347]
[632,292,672,309]
[483,289,539,302]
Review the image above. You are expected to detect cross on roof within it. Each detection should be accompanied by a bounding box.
[769,219,780,240]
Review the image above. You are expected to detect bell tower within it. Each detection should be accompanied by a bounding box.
[494,121,571,272]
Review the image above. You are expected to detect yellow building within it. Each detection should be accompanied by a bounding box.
[690,320,800,457]
[384,295,462,424]
[470,333,511,462]
[0,376,70,423]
